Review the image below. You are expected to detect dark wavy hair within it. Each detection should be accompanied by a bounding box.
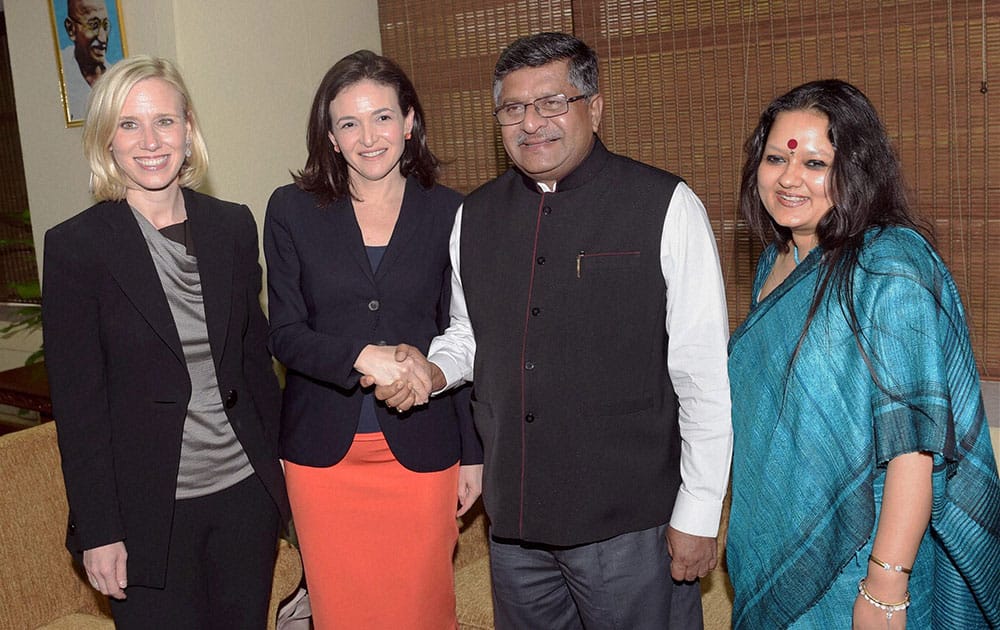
[740,79,933,392]
[493,32,599,104]
[294,50,439,204]
[739,79,918,255]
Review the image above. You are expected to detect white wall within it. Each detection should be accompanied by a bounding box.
[5,0,94,262]
[1,0,379,368]
[984,380,1000,467]
[167,0,382,230]
[5,0,381,275]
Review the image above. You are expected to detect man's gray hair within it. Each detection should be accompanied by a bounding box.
[493,32,598,104]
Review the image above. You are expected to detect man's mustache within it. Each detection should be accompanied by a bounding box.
[516,131,561,146]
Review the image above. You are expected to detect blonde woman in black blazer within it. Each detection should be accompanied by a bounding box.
[264,50,483,629]
[42,56,288,630]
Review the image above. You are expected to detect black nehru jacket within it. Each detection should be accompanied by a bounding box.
[460,138,684,546]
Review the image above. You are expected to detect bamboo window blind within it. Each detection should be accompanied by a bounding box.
[379,0,1000,377]
[0,14,39,305]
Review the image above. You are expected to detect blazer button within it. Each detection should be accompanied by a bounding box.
[224,389,238,409]
[525,413,535,423]
[68,521,77,534]
[368,299,381,311]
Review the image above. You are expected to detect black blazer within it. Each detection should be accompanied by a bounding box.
[264,179,482,471]
[42,188,289,588]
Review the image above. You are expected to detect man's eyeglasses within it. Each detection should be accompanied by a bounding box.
[72,17,111,34]
[493,93,591,126]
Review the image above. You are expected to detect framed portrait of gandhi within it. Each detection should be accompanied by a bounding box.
[48,0,128,127]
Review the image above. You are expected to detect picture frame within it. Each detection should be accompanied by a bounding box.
[48,0,128,127]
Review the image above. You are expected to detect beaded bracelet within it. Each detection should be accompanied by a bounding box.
[870,553,913,575]
[858,578,911,620]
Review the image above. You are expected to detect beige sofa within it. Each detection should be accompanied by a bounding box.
[454,498,734,630]
[0,421,302,630]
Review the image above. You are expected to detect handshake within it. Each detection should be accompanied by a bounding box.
[355,343,447,411]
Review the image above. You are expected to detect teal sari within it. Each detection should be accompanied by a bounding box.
[727,227,1000,628]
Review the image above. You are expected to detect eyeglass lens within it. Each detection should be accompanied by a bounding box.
[495,95,569,125]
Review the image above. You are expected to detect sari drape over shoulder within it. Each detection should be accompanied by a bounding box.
[727,226,1000,629]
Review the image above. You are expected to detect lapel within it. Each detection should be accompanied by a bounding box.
[100,200,185,366]
[376,177,425,282]
[328,195,376,284]
[185,189,235,363]
[330,177,428,284]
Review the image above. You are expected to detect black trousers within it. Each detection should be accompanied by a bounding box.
[110,473,281,630]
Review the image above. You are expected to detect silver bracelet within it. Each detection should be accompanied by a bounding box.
[858,578,911,620]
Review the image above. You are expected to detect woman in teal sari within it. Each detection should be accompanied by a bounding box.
[728,79,1000,629]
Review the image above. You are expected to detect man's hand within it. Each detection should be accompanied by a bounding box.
[83,541,128,600]
[362,344,446,411]
[456,464,483,517]
[666,526,717,582]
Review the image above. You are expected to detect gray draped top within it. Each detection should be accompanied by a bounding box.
[132,208,253,499]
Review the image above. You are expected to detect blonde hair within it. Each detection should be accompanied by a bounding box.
[83,55,209,201]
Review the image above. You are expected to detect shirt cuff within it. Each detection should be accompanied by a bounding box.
[669,486,725,537]
[427,352,466,395]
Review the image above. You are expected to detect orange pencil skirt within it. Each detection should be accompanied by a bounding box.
[285,432,460,630]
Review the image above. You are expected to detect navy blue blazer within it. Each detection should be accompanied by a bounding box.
[42,189,289,587]
[264,178,482,471]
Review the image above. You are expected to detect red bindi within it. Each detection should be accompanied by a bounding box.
[786,138,798,150]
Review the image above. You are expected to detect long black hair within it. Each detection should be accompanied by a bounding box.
[294,50,439,204]
[740,80,932,384]
[739,79,917,255]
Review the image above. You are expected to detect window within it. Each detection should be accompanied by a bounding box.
[0,11,40,307]
[379,0,1000,376]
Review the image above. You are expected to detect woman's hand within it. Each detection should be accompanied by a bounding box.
[83,541,128,600]
[853,571,909,630]
[853,592,906,629]
[354,344,433,402]
[456,464,483,517]
[854,450,930,629]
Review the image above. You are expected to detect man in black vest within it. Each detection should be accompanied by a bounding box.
[373,32,732,629]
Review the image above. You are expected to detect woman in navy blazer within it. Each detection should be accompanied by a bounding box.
[264,50,482,629]
[43,57,288,630]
